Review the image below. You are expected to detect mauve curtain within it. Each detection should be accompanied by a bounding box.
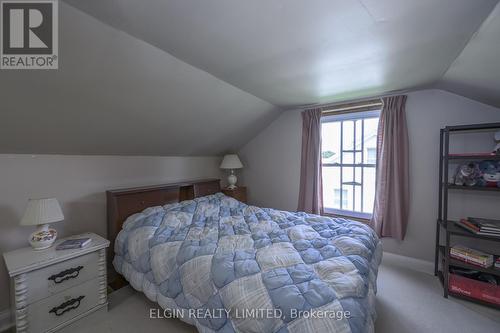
[298,108,323,215]
[371,95,409,240]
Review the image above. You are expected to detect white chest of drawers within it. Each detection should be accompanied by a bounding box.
[3,233,109,333]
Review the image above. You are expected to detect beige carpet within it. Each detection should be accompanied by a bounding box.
[375,253,499,333]
[5,253,500,333]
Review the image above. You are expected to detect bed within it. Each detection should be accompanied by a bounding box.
[107,179,382,333]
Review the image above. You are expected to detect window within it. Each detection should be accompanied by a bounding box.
[321,109,380,220]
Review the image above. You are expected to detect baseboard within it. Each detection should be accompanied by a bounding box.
[382,251,434,275]
[0,308,13,332]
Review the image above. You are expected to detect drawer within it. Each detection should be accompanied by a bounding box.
[27,277,104,333]
[26,251,100,304]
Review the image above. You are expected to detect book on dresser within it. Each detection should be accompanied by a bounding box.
[56,237,92,250]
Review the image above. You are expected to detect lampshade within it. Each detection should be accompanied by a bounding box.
[20,198,64,226]
[220,154,243,169]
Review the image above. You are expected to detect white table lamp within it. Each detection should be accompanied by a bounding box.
[20,198,64,250]
[220,154,243,189]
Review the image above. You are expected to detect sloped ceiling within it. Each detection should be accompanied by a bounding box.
[64,0,499,107]
[1,1,500,156]
[0,2,281,156]
[437,3,500,108]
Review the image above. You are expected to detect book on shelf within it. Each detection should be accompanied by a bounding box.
[468,217,500,231]
[459,219,479,232]
[450,256,491,268]
[481,227,500,233]
[450,253,492,268]
[453,219,479,234]
[454,219,500,238]
[450,245,494,268]
[477,230,500,237]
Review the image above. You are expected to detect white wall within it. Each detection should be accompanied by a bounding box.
[239,109,302,211]
[0,154,222,312]
[239,89,500,262]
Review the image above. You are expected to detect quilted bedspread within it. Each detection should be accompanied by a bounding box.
[113,193,382,333]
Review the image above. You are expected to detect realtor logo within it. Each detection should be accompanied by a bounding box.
[1,0,58,69]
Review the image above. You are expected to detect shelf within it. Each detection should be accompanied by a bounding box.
[446,184,500,192]
[446,122,500,132]
[438,219,500,241]
[438,246,500,276]
[437,271,500,310]
[437,124,500,310]
[447,154,500,160]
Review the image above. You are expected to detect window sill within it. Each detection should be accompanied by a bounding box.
[322,209,372,224]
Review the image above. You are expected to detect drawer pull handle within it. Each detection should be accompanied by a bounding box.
[48,266,84,284]
[49,295,85,316]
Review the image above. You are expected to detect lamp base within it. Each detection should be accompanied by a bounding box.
[29,224,57,250]
[227,171,238,190]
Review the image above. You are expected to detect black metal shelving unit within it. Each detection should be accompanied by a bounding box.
[434,122,500,310]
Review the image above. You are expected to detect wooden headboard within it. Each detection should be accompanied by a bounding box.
[106,178,220,282]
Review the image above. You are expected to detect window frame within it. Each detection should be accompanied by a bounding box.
[321,109,380,221]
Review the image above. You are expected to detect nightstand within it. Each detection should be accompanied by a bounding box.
[222,186,247,203]
[3,232,109,333]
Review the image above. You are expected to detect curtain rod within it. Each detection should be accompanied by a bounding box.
[299,87,414,111]
[321,100,382,113]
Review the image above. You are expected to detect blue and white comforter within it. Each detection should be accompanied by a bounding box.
[113,193,382,333]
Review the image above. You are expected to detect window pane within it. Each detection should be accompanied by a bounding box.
[354,167,362,184]
[342,185,354,211]
[333,188,348,209]
[342,152,354,164]
[364,118,378,164]
[342,166,353,183]
[355,119,362,151]
[363,167,376,213]
[355,151,362,164]
[354,184,362,212]
[321,122,341,164]
[364,117,378,136]
[343,121,354,151]
[366,148,376,164]
[322,166,341,209]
